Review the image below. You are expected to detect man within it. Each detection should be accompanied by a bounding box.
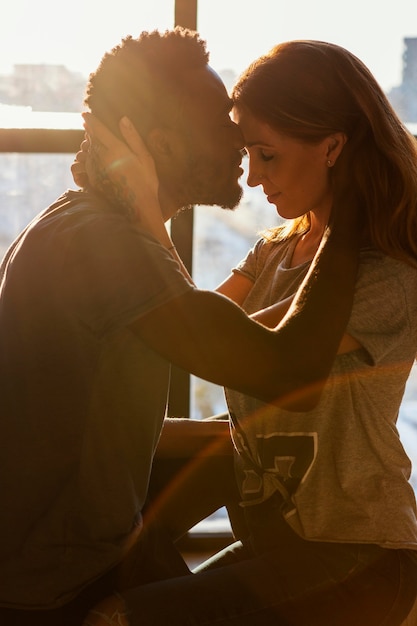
[0,28,358,625]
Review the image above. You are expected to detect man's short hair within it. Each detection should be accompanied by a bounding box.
[84,28,209,138]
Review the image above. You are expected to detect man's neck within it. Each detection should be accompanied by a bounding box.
[159,186,186,222]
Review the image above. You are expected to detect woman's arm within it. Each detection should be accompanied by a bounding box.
[215,272,253,305]
[217,272,295,330]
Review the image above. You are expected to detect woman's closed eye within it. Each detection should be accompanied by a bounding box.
[260,151,274,162]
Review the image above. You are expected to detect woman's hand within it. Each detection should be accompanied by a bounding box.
[81,113,195,284]
[82,112,170,245]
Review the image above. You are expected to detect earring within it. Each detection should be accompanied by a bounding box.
[327,160,333,167]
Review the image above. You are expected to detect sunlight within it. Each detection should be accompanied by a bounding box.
[0,104,82,129]
[1,0,416,91]
[0,0,175,76]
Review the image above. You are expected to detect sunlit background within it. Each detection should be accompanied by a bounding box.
[1,0,416,91]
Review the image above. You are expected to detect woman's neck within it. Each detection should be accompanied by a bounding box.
[290,210,329,267]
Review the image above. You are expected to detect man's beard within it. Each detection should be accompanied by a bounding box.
[178,152,243,211]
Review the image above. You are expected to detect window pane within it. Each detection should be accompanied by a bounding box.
[0,153,76,258]
[0,1,175,86]
[197,0,417,122]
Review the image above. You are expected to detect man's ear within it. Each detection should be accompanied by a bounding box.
[325,132,348,165]
[146,127,179,161]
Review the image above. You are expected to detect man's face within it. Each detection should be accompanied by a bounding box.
[159,66,245,213]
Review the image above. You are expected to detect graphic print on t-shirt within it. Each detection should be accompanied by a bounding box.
[241,432,318,503]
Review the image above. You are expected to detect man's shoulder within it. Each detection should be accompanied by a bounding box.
[34,189,130,242]
[45,188,113,220]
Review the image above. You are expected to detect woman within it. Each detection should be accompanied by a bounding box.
[81,40,417,625]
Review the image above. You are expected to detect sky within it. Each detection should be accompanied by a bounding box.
[1,0,416,93]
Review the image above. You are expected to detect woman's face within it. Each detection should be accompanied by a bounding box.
[233,106,336,222]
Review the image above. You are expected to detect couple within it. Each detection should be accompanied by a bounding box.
[1,27,417,626]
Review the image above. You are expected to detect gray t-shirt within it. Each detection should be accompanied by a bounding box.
[226,235,417,549]
[0,190,193,608]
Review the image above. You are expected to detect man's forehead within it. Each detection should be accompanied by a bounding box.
[184,65,232,116]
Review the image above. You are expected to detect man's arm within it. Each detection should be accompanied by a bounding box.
[215,251,361,355]
[81,112,360,409]
[130,208,360,411]
[155,418,232,458]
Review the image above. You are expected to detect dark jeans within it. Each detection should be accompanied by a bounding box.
[2,455,417,625]
[119,492,417,625]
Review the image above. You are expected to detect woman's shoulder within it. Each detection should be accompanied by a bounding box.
[254,231,298,254]
[357,247,417,313]
[359,246,417,277]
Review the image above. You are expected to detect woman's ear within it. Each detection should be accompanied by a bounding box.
[325,132,348,166]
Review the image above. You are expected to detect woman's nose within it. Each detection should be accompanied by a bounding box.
[246,163,263,188]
